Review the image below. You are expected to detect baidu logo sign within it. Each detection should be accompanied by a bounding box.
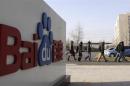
[0,12,63,76]
[37,12,53,66]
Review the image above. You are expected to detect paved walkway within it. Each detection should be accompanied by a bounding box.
[66,63,130,86]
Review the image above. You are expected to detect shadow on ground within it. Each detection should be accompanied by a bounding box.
[70,81,130,86]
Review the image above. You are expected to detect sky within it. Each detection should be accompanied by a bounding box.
[44,0,130,42]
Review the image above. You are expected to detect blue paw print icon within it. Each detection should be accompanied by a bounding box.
[37,12,53,66]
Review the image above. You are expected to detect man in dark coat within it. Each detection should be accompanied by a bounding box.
[97,42,107,62]
[118,41,127,62]
[78,42,83,61]
[67,41,77,61]
[76,45,79,54]
[114,42,121,62]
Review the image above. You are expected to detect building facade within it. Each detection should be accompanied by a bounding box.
[0,0,68,86]
[114,13,130,46]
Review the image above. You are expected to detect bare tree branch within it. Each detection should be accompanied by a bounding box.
[71,24,83,45]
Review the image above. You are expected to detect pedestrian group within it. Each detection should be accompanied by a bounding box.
[67,41,127,62]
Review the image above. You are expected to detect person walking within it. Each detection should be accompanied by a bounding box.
[97,42,107,62]
[114,42,121,62]
[78,42,83,61]
[67,41,77,61]
[118,41,127,62]
[85,41,92,61]
[76,45,79,54]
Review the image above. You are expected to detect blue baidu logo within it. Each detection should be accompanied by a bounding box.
[37,12,53,66]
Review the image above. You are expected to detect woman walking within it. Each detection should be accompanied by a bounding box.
[85,41,92,61]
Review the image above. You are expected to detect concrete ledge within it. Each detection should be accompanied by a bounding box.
[53,75,71,86]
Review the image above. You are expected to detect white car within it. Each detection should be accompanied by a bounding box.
[104,48,117,57]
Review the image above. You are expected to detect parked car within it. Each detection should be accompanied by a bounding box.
[104,47,130,57]
[104,48,117,57]
[124,46,130,57]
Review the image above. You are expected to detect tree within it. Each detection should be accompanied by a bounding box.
[71,24,83,45]
[66,38,70,50]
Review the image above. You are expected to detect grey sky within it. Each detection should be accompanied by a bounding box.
[44,0,130,42]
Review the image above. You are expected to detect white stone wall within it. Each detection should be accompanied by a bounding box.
[0,0,66,86]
